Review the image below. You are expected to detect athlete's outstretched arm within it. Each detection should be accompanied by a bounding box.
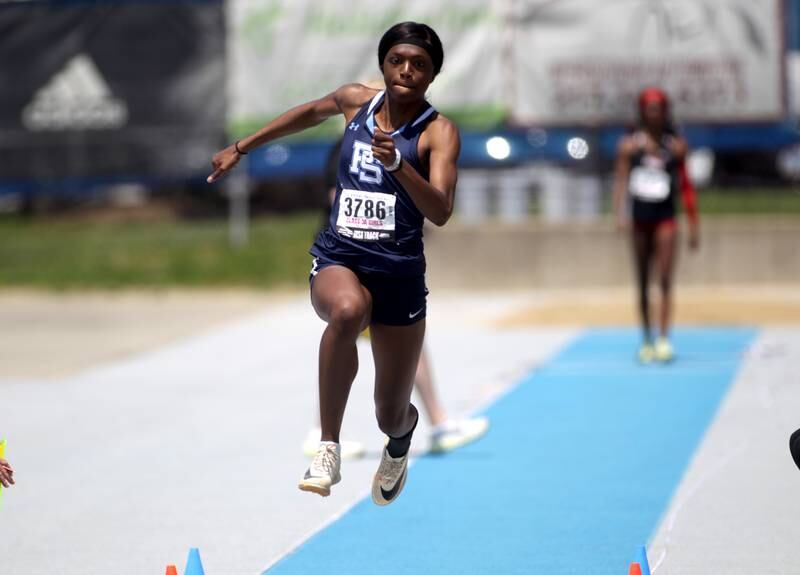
[207,84,374,183]
[669,136,700,250]
[679,159,700,250]
[612,138,633,231]
[371,117,460,226]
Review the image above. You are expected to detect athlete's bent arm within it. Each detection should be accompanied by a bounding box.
[669,137,688,163]
[207,84,374,183]
[371,117,460,226]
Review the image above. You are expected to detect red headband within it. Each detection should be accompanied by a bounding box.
[639,88,669,110]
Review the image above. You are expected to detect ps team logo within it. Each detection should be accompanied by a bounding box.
[22,53,128,131]
[349,140,382,185]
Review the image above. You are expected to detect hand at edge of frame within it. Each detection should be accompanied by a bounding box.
[0,458,14,488]
[207,144,243,184]
[688,225,700,251]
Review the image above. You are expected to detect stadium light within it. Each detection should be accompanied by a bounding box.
[265,144,290,166]
[566,137,589,160]
[486,136,511,160]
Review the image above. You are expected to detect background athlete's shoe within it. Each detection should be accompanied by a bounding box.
[302,428,365,460]
[790,428,800,471]
[371,447,409,506]
[655,337,674,362]
[298,442,341,497]
[638,342,655,363]
[429,416,489,453]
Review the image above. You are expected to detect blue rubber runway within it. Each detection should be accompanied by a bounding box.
[266,327,755,574]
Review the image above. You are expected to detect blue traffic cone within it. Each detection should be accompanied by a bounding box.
[185,547,206,575]
[634,546,651,575]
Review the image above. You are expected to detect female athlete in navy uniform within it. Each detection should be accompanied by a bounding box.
[301,135,487,459]
[613,88,700,363]
[208,22,459,505]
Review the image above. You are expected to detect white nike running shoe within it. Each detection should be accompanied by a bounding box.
[371,447,409,506]
[298,442,341,497]
[429,416,489,454]
[655,337,674,362]
[638,342,655,364]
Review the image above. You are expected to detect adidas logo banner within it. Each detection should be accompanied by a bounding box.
[22,53,128,131]
[0,4,225,181]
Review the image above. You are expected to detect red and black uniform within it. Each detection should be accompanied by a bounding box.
[628,132,697,232]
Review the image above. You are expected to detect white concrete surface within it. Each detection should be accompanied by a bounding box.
[0,292,575,575]
[649,328,800,575]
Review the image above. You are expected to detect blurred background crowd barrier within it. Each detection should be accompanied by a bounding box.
[1,0,798,288]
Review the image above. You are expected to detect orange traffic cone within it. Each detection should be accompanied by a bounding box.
[628,563,642,575]
[165,565,178,575]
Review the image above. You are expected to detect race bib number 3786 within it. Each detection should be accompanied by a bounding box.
[336,188,396,242]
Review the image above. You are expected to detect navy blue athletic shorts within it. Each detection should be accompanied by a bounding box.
[309,256,427,326]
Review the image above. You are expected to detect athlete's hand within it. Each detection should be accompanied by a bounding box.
[371,128,397,167]
[615,216,629,233]
[688,224,700,251]
[207,144,243,184]
[0,458,14,488]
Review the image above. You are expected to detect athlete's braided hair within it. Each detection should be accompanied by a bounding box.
[378,22,444,77]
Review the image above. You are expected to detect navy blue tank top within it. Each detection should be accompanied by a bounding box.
[628,131,680,222]
[311,91,437,276]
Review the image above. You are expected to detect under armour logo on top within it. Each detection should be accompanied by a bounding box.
[348,122,359,131]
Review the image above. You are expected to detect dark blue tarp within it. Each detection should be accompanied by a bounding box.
[0,0,225,190]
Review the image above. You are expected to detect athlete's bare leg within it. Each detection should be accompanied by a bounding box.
[413,347,447,427]
[632,227,655,341]
[654,224,677,338]
[370,320,425,438]
[310,266,372,443]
